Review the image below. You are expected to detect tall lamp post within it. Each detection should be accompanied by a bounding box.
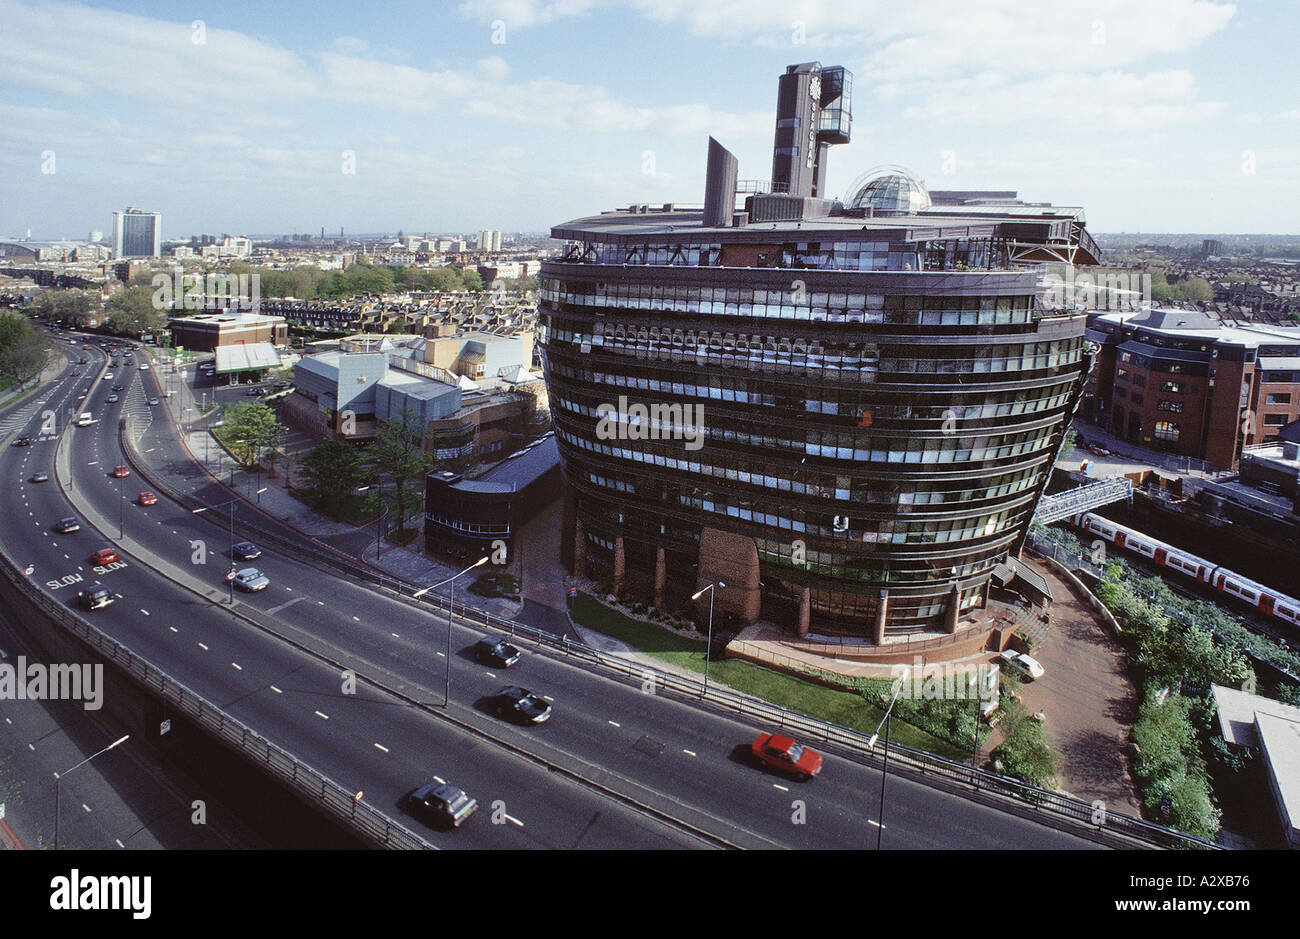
[868,676,905,851]
[690,580,725,695]
[55,734,129,849]
[413,557,490,707]
[192,499,238,604]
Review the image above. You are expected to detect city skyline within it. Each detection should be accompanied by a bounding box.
[2,0,1298,238]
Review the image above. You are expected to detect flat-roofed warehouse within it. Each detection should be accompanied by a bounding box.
[168,311,288,352]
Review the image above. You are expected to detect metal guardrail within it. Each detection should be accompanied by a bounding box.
[118,425,1221,850]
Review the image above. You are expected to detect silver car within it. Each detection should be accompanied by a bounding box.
[233,567,270,592]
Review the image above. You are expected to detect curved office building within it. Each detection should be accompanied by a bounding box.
[540,63,1099,647]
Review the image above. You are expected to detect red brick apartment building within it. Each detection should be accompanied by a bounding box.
[1082,308,1300,469]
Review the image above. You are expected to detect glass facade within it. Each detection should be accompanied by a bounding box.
[540,245,1092,637]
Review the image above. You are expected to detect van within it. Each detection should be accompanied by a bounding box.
[76,412,93,426]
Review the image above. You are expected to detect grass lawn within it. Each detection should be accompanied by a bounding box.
[571,592,965,758]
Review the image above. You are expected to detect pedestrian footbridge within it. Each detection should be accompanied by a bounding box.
[1033,476,1132,526]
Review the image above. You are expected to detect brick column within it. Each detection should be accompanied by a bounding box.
[653,546,666,609]
[944,583,961,634]
[612,535,626,598]
[573,516,587,579]
[796,585,811,636]
[874,591,888,646]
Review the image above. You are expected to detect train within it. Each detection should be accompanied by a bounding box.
[1068,512,1300,630]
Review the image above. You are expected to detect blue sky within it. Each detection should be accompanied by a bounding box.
[2,0,1297,239]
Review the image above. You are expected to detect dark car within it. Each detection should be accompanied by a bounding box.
[491,686,551,724]
[232,541,261,561]
[29,472,49,483]
[12,435,32,447]
[273,381,291,390]
[244,386,263,396]
[112,384,123,392]
[407,781,478,829]
[78,357,88,365]
[54,517,80,533]
[476,637,522,668]
[77,586,115,610]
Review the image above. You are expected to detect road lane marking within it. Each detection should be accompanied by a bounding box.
[683,749,696,757]
[265,596,304,615]
[374,743,389,753]
[432,776,445,784]
[868,820,886,829]
[270,685,282,694]
[391,633,399,638]
[435,651,444,657]
[608,720,621,728]
[115,839,124,848]
[504,813,524,827]
[197,642,208,651]
[314,710,329,720]
[772,784,789,792]
[169,626,178,633]
[82,804,91,813]
[140,609,149,616]
[231,663,242,671]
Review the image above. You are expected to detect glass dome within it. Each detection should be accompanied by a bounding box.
[847,170,931,215]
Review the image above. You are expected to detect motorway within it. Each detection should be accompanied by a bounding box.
[0,331,1102,849]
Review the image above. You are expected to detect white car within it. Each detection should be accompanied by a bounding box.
[102,373,113,381]
[233,567,270,592]
[139,363,149,370]
[1000,649,1045,680]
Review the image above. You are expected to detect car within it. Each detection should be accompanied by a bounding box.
[476,637,522,668]
[78,357,88,365]
[232,541,261,561]
[90,548,119,566]
[137,491,157,506]
[54,517,80,533]
[12,435,32,447]
[82,344,91,350]
[233,567,270,591]
[139,363,148,371]
[112,464,130,478]
[490,686,551,724]
[1088,445,1112,457]
[1000,650,1045,680]
[29,472,49,483]
[102,373,113,381]
[244,386,262,395]
[273,381,291,390]
[147,397,159,406]
[751,733,823,780]
[406,782,478,829]
[112,384,123,391]
[71,370,81,376]
[106,394,119,403]
[77,586,115,610]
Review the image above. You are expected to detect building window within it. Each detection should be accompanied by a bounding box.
[1264,413,1287,427]
[1130,392,1144,406]
[1157,400,1183,413]
[1154,420,1179,444]
[1266,392,1292,406]
[1160,380,1182,394]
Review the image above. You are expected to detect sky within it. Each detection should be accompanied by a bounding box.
[1,0,1297,240]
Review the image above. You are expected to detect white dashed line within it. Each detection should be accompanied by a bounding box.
[682,749,696,757]
[115,839,124,848]
[169,626,178,633]
[435,651,444,657]
[314,710,329,720]
[197,642,208,651]
[270,685,282,694]
[374,743,389,753]
[140,609,149,616]
[607,720,621,728]
[868,820,886,829]
[391,633,400,638]
[772,784,789,792]
[432,775,445,785]
[82,804,91,813]
[231,663,242,671]
[504,813,524,827]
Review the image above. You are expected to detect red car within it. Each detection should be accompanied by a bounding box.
[137,491,157,506]
[71,369,82,376]
[112,464,130,478]
[90,548,119,566]
[751,733,823,780]
[82,344,91,350]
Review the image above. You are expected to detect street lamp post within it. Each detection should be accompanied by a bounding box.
[413,557,490,707]
[192,500,238,603]
[55,734,129,849]
[690,581,725,695]
[118,475,125,539]
[868,676,905,851]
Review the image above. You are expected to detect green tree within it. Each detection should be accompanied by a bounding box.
[0,314,49,389]
[368,408,434,534]
[220,401,284,468]
[300,440,369,515]
[106,285,166,337]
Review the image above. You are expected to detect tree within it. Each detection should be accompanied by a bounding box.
[220,401,284,468]
[105,285,166,337]
[300,440,369,515]
[0,314,49,389]
[368,408,434,535]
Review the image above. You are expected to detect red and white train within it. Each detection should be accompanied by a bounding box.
[1068,512,1300,630]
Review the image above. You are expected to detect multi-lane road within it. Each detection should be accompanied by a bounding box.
[0,331,1100,849]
